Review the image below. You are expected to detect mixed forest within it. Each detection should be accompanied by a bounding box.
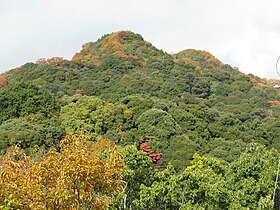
[1,31,280,209]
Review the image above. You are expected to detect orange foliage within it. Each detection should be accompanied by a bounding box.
[99,31,128,54]
[269,100,280,107]
[173,49,223,68]
[114,51,139,60]
[72,31,133,65]
[250,77,262,86]
[0,74,8,87]
[72,49,101,66]
[36,57,66,65]
[72,54,85,62]
[36,58,48,64]
[13,66,22,71]
[118,31,129,40]
[47,57,66,65]
[88,49,96,55]
[247,74,263,86]
[198,50,223,67]
[0,135,124,209]
[0,146,33,208]
[174,57,201,69]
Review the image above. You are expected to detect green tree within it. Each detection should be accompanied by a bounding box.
[192,78,211,98]
[60,95,114,136]
[136,108,180,141]
[0,82,60,124]
[227,143,278,209]
[0,117,64,154]
[159,135,200,171]
[136,154,228,210]
[112,145,156,209]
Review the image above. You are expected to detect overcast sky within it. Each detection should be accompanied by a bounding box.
[1,0,280,78]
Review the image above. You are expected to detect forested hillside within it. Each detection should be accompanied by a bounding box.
[1,31,280,209]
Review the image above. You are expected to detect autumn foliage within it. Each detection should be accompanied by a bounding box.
[269,100,280,107]
[36,57,66,65]
[173,49,223,68]
[113,51,139,60]
[2,30,280,209]
[99,31,128,54]
[0,74,7,87]
[138,138,161,163]
[72,31,140,65]
[0,135,124,209]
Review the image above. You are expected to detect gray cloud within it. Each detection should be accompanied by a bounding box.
[1,0,280,78]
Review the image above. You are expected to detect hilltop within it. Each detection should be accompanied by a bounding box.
[1,30,280,160]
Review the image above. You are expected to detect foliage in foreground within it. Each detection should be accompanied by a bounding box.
[0,138,278,209]
[0,135,124,209]
[133,144,278,210]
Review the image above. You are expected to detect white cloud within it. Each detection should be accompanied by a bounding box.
[1,0,280,78]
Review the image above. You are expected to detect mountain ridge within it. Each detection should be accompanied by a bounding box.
[2,30,279,89]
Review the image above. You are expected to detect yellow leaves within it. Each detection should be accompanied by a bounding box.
[60,134,90,148]
[124,108,133,120]
[186,153,207,172]
[99,32,127,55]
[116,123,123,134]
[0,146,33,209]
[0,135,124,209]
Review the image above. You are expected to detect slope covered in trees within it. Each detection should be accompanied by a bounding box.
[1,31,280,209]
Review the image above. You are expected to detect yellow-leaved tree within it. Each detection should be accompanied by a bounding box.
[0,135,124,209]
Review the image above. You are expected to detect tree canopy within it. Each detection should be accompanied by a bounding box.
[1,30,280,209]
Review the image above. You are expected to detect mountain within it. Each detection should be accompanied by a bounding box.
[1,30,280,160]
[173,49,224,68]
[1,31,280,209]
[72,31,169,67]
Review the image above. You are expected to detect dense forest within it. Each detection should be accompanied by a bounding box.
[1,31,280,209]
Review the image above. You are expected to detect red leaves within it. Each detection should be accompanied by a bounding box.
[139,140,161,163]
